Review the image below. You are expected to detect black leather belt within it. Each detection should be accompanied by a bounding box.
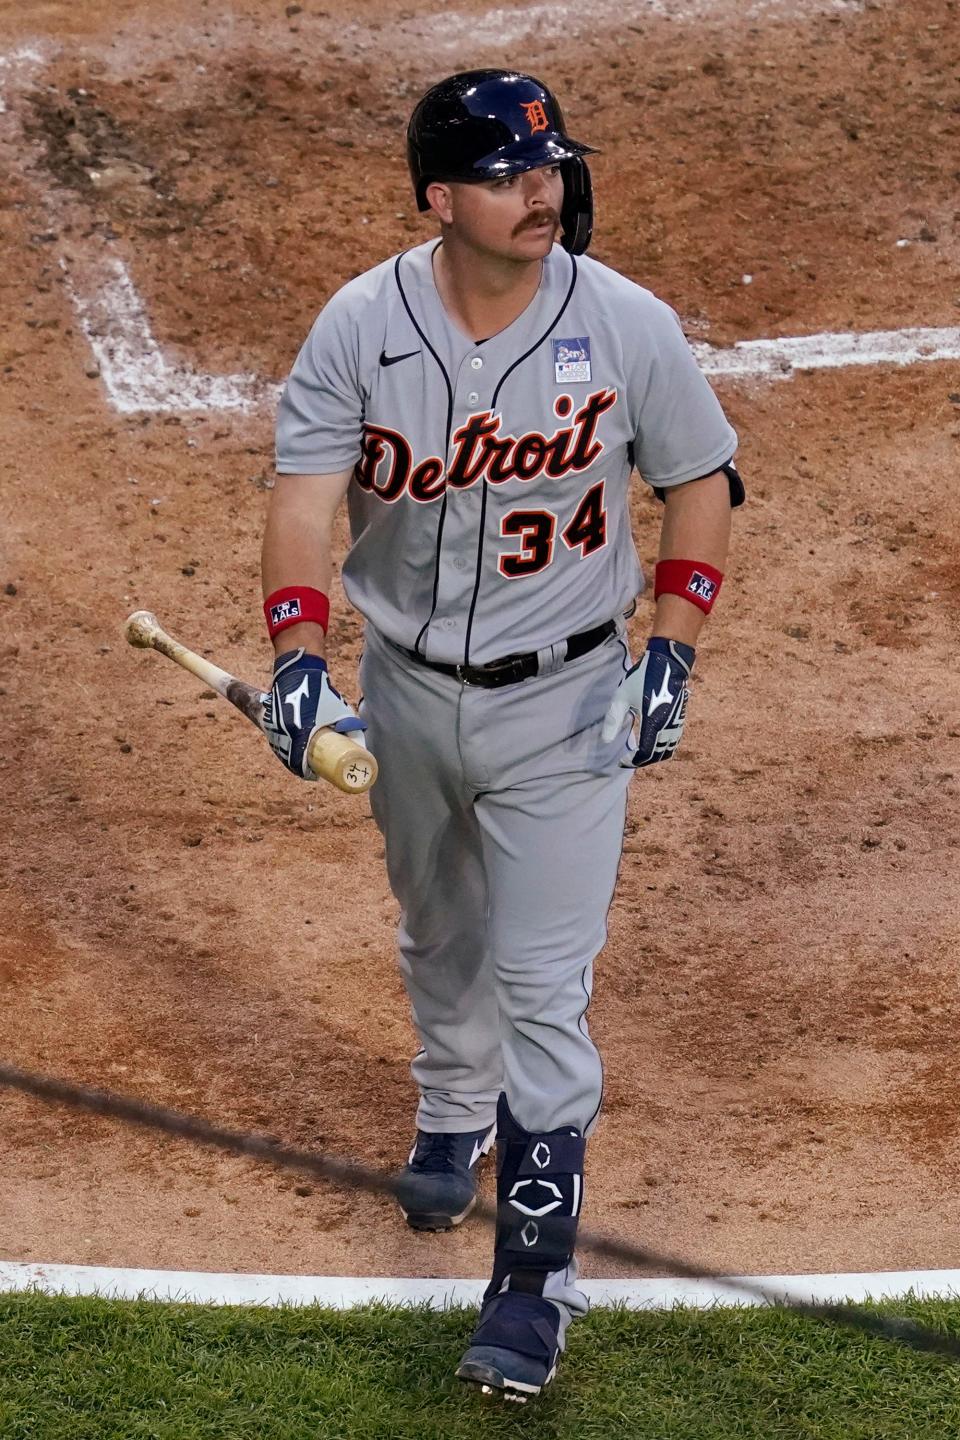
[392,619,618,689]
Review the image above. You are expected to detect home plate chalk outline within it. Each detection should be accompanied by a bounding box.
[64,254,960,414]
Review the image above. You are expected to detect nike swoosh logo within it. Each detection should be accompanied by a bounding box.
[379,349,420,367]
[469,1123,496,1168]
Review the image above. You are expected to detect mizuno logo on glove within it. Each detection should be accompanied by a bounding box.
[284,674,311,729]
[600,636,695,769]
[646,671,675,713]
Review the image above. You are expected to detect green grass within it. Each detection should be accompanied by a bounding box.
[1,1293,960,1439]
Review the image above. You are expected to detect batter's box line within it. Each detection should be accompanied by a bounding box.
[693,327,960,378]
[63,255,960,416]
[61,256,279,415]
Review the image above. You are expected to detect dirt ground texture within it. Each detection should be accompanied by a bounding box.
[1,0,959,1285]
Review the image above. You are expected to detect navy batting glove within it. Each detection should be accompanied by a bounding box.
[600,637,696,768]
[261,649,366,781]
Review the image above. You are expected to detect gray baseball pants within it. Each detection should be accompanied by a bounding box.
[358,621,632,1140]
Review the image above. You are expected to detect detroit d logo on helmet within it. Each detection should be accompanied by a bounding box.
[521,100,549,134]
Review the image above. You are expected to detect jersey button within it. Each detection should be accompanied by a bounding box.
[440,617,457,631]
[470,356,483,370]
[467,391,479,404]
[453,557,467,571]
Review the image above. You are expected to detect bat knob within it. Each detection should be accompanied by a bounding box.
[338,750,379,793]
[307,730,379,794]
[124,610,161,648]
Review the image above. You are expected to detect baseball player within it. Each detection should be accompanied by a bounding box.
[261,70,742,1402]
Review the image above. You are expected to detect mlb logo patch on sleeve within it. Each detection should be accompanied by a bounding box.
[270,597,302,626]
[686,572,718,602]
[553,337,592,384]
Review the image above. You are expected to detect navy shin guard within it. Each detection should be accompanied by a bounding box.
[457,1096,587,1398]
[486,1094,586,1300]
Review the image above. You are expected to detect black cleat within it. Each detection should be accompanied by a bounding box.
[456,1292,561,1402]
[394,1123,496,1231]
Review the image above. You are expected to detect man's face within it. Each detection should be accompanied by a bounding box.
[427,163,565,261]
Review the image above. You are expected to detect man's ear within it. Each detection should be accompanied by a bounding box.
[425,180,454,225]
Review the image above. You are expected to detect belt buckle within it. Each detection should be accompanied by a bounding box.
[455,656,523,687]
[482,655,527,687]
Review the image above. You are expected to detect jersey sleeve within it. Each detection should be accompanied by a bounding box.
[630,297,738,488]
[275,288,364,475]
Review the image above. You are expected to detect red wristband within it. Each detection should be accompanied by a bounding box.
[654,559,724,615]
[263,586,330,639]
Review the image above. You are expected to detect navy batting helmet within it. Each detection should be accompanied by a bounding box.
[407,69,597,255]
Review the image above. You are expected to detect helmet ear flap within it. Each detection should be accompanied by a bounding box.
[407,137,432,212]
[559,157,593,255]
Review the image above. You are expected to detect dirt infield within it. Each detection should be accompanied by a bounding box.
[1,0,959,1285]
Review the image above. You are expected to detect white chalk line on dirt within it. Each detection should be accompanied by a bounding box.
[61,256,272,415]
[693,325,960,377]
[346,0,862,52]
[59,256,960,413]
[0,42,46,110]
[0,44,44,67]
[2,1260,958,1309]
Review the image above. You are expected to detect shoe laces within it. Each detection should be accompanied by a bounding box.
[412,1132,461,1173]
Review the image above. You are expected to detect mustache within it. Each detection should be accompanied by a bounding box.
[513,208,560,236]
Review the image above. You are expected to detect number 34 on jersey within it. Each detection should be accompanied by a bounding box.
[354,387,615,581]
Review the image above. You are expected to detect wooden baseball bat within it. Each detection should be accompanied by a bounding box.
[123,610,378,795]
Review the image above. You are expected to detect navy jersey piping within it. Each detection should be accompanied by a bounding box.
[462,253,579,666]
[394,246,455,657]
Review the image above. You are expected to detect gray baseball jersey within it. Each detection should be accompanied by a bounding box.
[276,240,737,666]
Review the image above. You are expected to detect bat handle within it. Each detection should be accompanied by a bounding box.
[307,729,379,794]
